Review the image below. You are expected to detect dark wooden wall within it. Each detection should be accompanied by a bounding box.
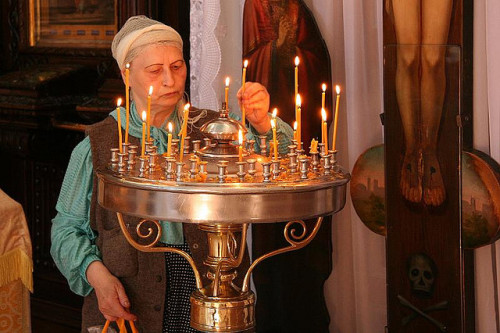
[0,1,189,332]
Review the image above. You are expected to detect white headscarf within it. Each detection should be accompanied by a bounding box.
[111,15,183,70]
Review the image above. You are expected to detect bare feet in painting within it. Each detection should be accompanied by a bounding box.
[400,150,423,203]
[422,150,446,206]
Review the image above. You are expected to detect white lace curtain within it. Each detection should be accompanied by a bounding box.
[190,0,246,112]
[189,0,500,332]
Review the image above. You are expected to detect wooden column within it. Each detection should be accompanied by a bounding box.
[383,0,474,332]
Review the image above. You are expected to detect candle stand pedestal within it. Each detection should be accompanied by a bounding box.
[97,107,350,332]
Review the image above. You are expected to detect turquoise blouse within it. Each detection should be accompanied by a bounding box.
[50,102,293,296]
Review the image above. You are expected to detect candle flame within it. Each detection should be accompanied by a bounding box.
[184,103,191,111]
[272,108,277,118]
[321,108,327,121]
[225,77,230,87]
[322,83,327,92]
[141,110,147,122]
[125,63,130,69]
[294,56,300,66]
[238,129,243,145]
[296,94,302,107]
[243,60,248,68]
[168,122,173,133]
[336,85,341,94]
[270,118,276,129]
[117,98,122,107]
[148,85,154,95]
[294,121,297,130]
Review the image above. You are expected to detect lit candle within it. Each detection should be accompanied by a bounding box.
[241,60,248,126]
[238,129,244,162]
[271,118,278,161]
[293,121,297,142]
[179,103,190,161]
[167,122,173,157]
[332,85,341,151]
[296,94,302,150]
[321,108,328,152]
[146,85,153,141]
[125,63,130,143]
[225,77,230,108]
[321,83,327,111]
[116,98,123,153]
[272,108,278,159]
[141,111,147,158]
[294,56,300,97]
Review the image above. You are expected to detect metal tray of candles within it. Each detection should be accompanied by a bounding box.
[97,107,350,224]
[96,105,350,332]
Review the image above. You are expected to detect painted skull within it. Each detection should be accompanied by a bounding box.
[408,253,437,296]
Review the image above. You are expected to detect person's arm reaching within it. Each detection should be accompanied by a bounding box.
[235,82,293,154]
[50,137,135,321]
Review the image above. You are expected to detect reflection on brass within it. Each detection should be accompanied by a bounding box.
[116,212,202,289]
[135,218,162,247]
[190,290,255,332]
[189,223,255,332]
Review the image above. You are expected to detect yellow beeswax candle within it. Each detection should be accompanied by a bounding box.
[271,119,278,160]
[179,103,190,161]
[321,108,328,152]
[225,77,230,108]
[241,60,248,126]
[141,111,147,157]
[333,85,341,151]
[271,108,278,160]
[294,56,300,97]
[296,94,302,150]
[116,98,123,153]
[146,85,153,141]
[167,122,173,157]
[125,63,130,143]
[322,83,326,111]
[238,129,243,162]
[310,138,318,153]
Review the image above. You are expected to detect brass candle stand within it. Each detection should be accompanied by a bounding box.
[97,106,350,332]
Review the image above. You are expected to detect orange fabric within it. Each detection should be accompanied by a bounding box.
[0,189,32,268]
[0,278,30,332]
[0,189,32,333]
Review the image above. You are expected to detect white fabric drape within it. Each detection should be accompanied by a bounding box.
[189,0,500,331]
[304,1,387,332]
[474,0,500,332]
[190,0,246,112]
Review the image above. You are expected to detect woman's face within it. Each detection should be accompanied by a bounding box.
[127,44,187,113]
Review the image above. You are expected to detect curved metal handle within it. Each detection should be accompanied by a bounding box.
[241,217,323,292]
[213,223,248,296]
[116,212,202,289]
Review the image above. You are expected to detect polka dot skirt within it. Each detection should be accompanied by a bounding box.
[162,242,200,333]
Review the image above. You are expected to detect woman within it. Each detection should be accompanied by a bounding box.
[51,15,293,332]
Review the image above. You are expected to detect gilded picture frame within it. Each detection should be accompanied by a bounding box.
[28,0,117,48]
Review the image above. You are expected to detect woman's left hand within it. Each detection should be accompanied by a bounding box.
[237,82,271,134]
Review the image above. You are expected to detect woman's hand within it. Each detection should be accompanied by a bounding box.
[237,82,271,134]
[86,261,137,322]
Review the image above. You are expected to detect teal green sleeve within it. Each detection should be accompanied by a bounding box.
[50,136,101,296]
[229,112,293,154]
